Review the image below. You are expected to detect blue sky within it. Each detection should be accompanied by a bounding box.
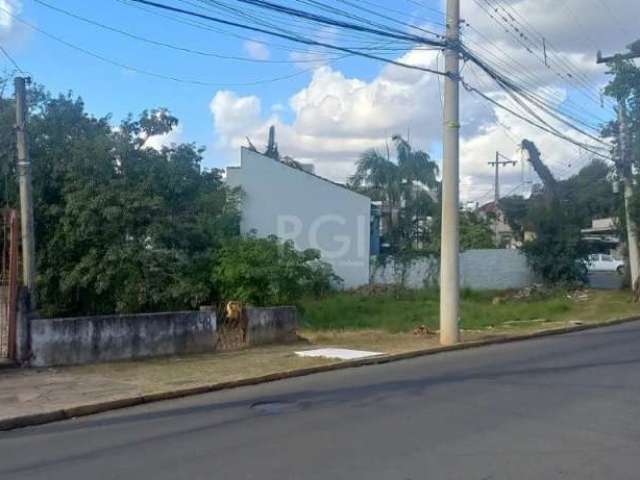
[2,0,420,168]
[1,0,637,201]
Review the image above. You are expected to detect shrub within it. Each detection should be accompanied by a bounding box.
[521,205,589,286]
[214,235,341,306]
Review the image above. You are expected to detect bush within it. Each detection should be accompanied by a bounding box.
[214,235,341,306]
[521,205,589,285]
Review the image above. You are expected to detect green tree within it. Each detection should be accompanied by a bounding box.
[521,201,590,285]
[214,235,340,306]
[1,83,240,316]
[349,135,439,252]
[602,60,640,228]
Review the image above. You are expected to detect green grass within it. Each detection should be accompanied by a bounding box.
[300,288,637,333]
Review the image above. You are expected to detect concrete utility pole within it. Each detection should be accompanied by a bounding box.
[618,103,640,288]
[488,152,516,247]
[597,43,640,291]
[439,0,460,346]
[14,77,37,308]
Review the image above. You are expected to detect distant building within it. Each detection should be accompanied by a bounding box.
[581,218,621,257]
[478,200,518,248]
[226,148,372,288]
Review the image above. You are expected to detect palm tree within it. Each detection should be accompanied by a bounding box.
[349,135,439,251]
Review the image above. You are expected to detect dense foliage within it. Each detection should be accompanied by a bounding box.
[349,135,440,252]
[214,235,340,307]
[499,160,616,285]
[520,201,590,285]
[0,84,240,315]
[349,135,493,252]
[602,60,640,227]
[0,81,337,315]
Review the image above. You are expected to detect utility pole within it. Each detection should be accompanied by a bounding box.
[488,152,516,247]
[439,0,460,346]
[14,77,37,308]
[618,103,640,288]
[597,42,640,292]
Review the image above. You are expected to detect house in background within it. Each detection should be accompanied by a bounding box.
[477,200,518,248]
[581,218,621,257]
[226,148,372,288]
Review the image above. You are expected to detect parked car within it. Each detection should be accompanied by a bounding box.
[587,254,625,274]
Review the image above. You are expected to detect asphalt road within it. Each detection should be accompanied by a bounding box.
[2,322,640,480]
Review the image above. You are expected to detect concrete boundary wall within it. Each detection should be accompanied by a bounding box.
[245,306,298,346]
[371,249,537,290]
[30,310,218,367]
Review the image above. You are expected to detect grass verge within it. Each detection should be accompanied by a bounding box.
[300,288,638,333]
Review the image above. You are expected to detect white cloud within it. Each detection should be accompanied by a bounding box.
[0,0,19,32]
[144,124,184,150]
[211,0,636,200]
[243,40,270,61]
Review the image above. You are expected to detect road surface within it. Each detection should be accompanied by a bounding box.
[1,321,640,479]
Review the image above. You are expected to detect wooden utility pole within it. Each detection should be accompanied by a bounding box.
[488,152,516,247]
[14,77,37,308]
[439,0,461,346]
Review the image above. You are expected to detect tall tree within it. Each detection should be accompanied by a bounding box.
[1,82,240,316]
[349,135,439,252]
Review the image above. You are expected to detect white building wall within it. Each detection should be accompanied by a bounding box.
[227,148,371,288]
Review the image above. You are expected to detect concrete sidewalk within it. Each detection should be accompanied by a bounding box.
[0,333,446,428]
[1,318,637,431]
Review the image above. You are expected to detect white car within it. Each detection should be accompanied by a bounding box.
[587,254,625,274]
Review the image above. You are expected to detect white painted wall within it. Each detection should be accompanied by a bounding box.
[371,249,538,290]
[227,148,371,288]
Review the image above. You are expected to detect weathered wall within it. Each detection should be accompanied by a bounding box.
[371,249,537,290]
[227,148,371,288]
[460,249,537,290]
[245,306,298,346]
[30,310,217,367]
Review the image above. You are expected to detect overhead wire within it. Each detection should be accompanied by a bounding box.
[21,0,619,165]
[0,4,345,87]
[125,0,448,76]
[34,0,347,64]
[481,0,613,108]
[0,44,25,75]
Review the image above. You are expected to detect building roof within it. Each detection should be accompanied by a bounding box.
[238,147,371,201]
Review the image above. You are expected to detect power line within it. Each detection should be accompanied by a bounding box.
[19,0,617,165]
[461,24,612,126]
[461,77,611,161]
[471,0,608,109]
[489,0,615,110]
[484,0,604,98]
[463,48,611,149]
[0,44,25,74]
[125,0,448,76]
[127,0,614,159]
[0,4,339,87]
[33,0,346,64]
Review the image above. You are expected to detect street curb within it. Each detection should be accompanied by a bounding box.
[2,315,639,432]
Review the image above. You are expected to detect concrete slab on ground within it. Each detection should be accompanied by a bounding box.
[295,348,382,360]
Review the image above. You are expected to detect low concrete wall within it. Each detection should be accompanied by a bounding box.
[371,249,538,290]
[245,306,298,346]
[30,310,217,367]
[460,249,537,290]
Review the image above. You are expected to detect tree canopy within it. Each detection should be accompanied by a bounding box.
[2,83,242,315]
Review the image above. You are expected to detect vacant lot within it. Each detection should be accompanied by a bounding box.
[301,288,638,333]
